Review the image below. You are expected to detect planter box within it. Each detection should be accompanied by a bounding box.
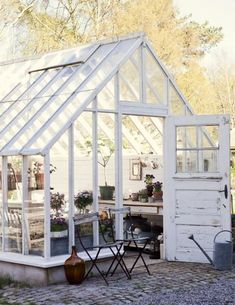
[51,236,69,256]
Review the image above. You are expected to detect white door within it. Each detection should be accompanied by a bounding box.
[164,115,231,263]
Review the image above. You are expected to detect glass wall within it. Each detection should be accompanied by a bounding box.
[0,160,2,249]
[50,131,69,256]
[25,155,44,256]
[4,156,22,253]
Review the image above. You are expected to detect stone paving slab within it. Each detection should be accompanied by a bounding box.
[0,260,234,305]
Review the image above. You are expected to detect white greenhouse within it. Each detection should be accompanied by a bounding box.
[0,33,231,285]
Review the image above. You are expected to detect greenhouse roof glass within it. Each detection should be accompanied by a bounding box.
[0,33,193,156]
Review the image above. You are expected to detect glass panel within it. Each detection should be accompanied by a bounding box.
[176,125,219,173]
[177,150,198,173]
[199,126,218,148]
[74,112,93,208]
[176,151,184,173]
[0,70,60,150]
[25,156,44,256]
[73,113,93,251]
[119,78,137,102]
[98,113,115,199]
[0,70,48,127]
[97,78,115,110]
[169,84,185,115]
[146,84,161,104]
[119,57,139,102]
[0,159,2,250]
[177,126,197,149]
[201,150,218,172]
[146,49,167,105]
[121,115,163,202]
[5,43,116,153]
[50,132,69,256]
[4,156,22,253]
[31,43,99,71]
[186,107,193,116]
[82,39,138,92]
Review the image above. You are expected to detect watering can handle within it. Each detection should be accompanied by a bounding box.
[214,230,233,243]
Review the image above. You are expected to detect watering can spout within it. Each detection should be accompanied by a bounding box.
[188,234,214,265]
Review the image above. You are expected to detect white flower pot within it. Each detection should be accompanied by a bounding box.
[51,229,68,238]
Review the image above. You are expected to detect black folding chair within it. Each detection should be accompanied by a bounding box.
[73,212,130,285]
[108,207,151,276]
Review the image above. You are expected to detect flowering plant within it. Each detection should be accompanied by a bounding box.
[144,174,155,185]
[28,162,56,175]
[32,162,43,174]
[50,216,67,232]
[153,181,163,193]
[74,191,93,212]
[50,192,65,215]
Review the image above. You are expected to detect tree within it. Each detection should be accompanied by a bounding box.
[1,0,222,64]
[0,0,227,119]
[208,56,235,127]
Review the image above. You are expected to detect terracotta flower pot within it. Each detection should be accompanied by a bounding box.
[153,191,163,201]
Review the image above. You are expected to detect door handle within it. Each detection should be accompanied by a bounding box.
[218,185,228,199]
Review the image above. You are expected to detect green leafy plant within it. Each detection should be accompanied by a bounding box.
[50,192,67,232]
[153,181,163,193]
[74,191,93,213]
[50,192,65,215]
[50,216,67,232]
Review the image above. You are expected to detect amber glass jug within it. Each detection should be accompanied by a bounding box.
[64,246,85,284]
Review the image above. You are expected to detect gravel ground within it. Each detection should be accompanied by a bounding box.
[134,277,235,305]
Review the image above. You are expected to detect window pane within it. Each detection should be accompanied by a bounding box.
[199,126,218,148]
[169,85,185,115]
[4,156,23,253]
[25,156,44,256]
[177,126,197,149]
[177,150,198,173]
[97,78,115,110]
[146,49,167,105]
[201,150,218,172]
[119,55,139,102]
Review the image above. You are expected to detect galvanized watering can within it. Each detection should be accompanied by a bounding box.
[188,230,233,270]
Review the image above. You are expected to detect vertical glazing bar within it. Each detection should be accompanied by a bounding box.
[198,127,203,172]
[92,98,99,245]
[68,124,75,249]
[2,157,8,252]
[140,42,146,103]
[22,156,28,254]
[44,154,50,258]
[114,72,123,239]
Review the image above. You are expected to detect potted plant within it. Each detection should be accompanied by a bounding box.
[74,191,93,214]
[28,162,56,190]
[144,174,155,197]
[153,181,163,200]
[138,189,148,203]
[32,161,44,189]
[86,138,115,200]
[50,192,68,237]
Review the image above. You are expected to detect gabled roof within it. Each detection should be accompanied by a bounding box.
[0,33,192,156]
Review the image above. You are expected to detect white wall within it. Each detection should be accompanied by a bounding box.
[50,154,163,199]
